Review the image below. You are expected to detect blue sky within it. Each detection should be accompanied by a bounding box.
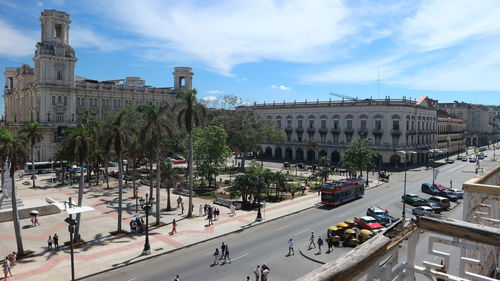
[1,0,500,115]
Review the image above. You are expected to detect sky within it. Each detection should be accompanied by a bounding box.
[1,0,500,115]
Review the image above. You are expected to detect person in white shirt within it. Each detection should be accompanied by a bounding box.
[288,238,294,255]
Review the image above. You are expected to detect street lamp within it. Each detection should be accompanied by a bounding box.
[139,193,154,255]
[255,176,263,222]
[63,198,78,281]
[397,151,416,219]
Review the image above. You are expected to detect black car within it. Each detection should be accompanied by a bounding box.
[425,202,442,214]
[421,183,440,195]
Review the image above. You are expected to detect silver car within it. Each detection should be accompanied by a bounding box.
[448,188,464,199]
[412,206,435,217]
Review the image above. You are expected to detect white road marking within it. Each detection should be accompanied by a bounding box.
[232,253,249,261]
[294,229,309,236]
[127,278,137,281]
[275,225,288,231]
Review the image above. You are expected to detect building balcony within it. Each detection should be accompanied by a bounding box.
[358,128,368,137]
[319,127,328,134]
[307,127,316,133]
[407,129,416,135]
[285,126,293,133]
[391,129,401,135]
[330,128,341,134]
[372,129,383,136]
[343,128,354,134]
[295,127,304,133]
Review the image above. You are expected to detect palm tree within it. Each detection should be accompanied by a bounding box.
[6,135,28,256]
[140,104,173,225]
[161,161,181,211]
[20,122,43,188]
[62,125,92,241]
[126,138,142,200]
[0,128,13,189]
[175,89,206,217]
[108,111,128,233]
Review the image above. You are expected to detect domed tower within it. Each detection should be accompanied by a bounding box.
[33,10,77,86]
[173,67,193,91]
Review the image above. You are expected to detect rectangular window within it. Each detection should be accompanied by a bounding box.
[277,120,281,128]
[64,96,67,106]
[347,120,353,129]
[375,136,381,145]
[287,120,292,127]
[334,120,339,129]
[321,120,326,128]
[298,120,303,128]
[56,113,63,122]
[81,98,85,106]
[309,120,314,128]
[393,120,399,130]
[333,134,339,144]
[375,120,382,130]
[52,96,56,105]
[320,134,326,143]
[360,120,367,129]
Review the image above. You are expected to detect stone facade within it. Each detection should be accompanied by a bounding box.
[2,10,193,161]
[436,109,466,156]
[241,96,438,166]
[438,102,493,147]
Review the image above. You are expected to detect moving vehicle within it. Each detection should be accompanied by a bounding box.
[354,216,384,233]
[461,157,468,162]
[446,159,454,164]
[366,206,392,226]
[402,194,428,206]
[469,156,477,163]
[320,178,365,206]
[25,161,62,174]
[478,153,486,160]
[412,206,435,217]
[428,196,451,210]
[456,155,463,160]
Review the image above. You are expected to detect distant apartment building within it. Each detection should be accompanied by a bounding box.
[438,102,492,147]
[2,10,193,161]
[436,109,466,156]
[241,96,438,166]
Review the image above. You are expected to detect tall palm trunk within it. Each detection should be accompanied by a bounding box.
[149,161,153,198]
[155,146,161,225]
[31,144,35,188]
[1,160,5,189]
[187,131,194,217]
[132,165,137,199]
[105,162,110,189]
[74,166,84,241]
[166,184,172,211]
[117,153,123,232]
[10,164,24,255]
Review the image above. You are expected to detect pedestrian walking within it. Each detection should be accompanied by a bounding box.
[47,235,53,250]
[174,274,180,281]
[246,276,251,281]
[3,259,10,280]
[53,233,59,248]
[199,204,203,217]
[327,233,333,252]
[288,238,294,255]
[261,264,270,281]
[224,246,231,263]
[131,219,137,233]
[308,232,316,249]
[203,204,208,216]
[8,252,16,267]
[220,243,226,260]
[177,196,182,208]
[230,203,236,216]
[253,265,260,281]
[34,214,40,226]
[213,248,220,265]
[171,219,177,234]
[317,236,324,254]
[208,211,213,225]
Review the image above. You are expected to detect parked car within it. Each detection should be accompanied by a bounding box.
[421,183,440,195]
[402,194,428,206]
[446,159,454,164]
[437,189,459,202]
[433,184,447,191]
[354,216,385,233]
[469,156,477,163]
[456,155,463,160]
[425,201,442,214]
[478,153,486,160]
[447,188,464,199]
[366,206,392,226]
[428,196,451,210]
[461,157,468,162]
[412,206,435,217]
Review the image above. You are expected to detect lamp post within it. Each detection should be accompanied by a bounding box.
[63,198,78,281]
[139,193,154,255]
[397,151,416,219]
[255,176,263,222]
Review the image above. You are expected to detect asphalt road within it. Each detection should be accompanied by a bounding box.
[85,150,498,281]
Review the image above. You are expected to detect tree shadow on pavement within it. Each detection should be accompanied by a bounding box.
[111,253,143,267]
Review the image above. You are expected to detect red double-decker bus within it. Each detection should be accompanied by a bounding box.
[320,178,365,206]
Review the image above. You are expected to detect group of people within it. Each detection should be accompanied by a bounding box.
[212,242,231,265]
[47,234,59,250]
[129,217,147,234]
[251,264,270,281]
[2,252,16,280]
[202,204,220,225]
[308,231,325,254]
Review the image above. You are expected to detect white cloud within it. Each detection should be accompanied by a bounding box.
[0,20,36,57]
[205,90,223,94]
[104,0,353,75]
[71,26,123,52]
[400,0,500,51]
[270,85,291,91]
[201,96,218,102]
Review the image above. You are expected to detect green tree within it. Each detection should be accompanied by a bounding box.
[176,89,207,217]
[61,125,92,241]
[6,135,28,255]
[20,122,43,188]
[343,139,374,177]
[161,161,181,211]
[193,125,230,187]
[0,128,13,189]
[140,104,174,224]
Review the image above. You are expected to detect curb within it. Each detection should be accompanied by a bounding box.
[78,198,318,280]
[299,249,326,265]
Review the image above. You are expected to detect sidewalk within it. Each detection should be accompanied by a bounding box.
[0,174,328,281]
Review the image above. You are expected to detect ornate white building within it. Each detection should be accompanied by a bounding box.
[2,10,193,161]
[243,96,438,166]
